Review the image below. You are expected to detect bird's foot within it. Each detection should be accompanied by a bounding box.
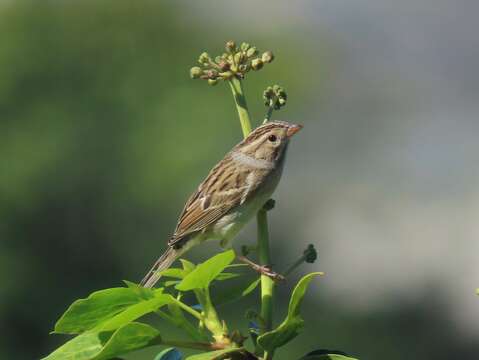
[256,264,285,282]
[236,255,285,282]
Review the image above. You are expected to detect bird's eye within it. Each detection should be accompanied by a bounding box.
[268,134,277,142]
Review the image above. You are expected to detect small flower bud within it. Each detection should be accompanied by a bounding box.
[246,46,258,58]
[240,42,251,51]
[198,52,210,65]
[234,52,246,64]
[205,69,218,79]
[225,40,236,53]
[208,78,218,86]
[189,66,203,79]
[238,64,250,73]
[262,51,274,63]
[251,58,264,71]
[217,60,230,71]
[220,71,234,80]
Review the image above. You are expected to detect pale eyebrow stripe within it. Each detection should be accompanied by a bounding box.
[231,151,274,170]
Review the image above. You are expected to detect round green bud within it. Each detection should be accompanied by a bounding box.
[189,66,203,79]
[205,69,218,79]
[234,52,246,64]
[220,71,234,80]
[246,46,258,58]
[238,64,250,73]
[208,78,218,86]
[198,52,210,64]
[240,42,251,51]
[251,58,264,71]
[217,60,230,71]
[225,40,236,53]
[262,51,274,63]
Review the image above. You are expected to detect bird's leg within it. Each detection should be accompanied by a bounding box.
[236,255,285,282]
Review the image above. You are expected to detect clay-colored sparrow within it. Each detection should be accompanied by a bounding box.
[141,121,302,287]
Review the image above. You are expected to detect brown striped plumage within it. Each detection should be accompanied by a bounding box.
[140,121,302,288]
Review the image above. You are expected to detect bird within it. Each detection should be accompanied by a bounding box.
[140,120,302,288]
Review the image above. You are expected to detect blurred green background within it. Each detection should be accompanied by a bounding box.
[1,1,479,359]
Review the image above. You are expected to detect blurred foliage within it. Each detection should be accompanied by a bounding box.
[0,1,478,360]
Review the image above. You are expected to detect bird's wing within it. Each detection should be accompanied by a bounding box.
[168,157,263,247]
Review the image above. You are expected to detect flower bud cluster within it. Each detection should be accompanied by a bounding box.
[189,40,275,85]
[263,85,287,110]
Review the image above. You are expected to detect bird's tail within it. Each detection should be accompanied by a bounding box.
[140,247,178,288]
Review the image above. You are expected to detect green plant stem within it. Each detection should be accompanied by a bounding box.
[257,208,273,333]
[195,289,228,344]
[169,297,203,321]
[264,105,274,123]
[227,76,275,359]
[228,77,252,137]
[284,255,307,277]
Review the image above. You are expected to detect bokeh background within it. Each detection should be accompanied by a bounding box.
[1,1,478,359]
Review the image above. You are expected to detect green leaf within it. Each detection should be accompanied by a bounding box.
[160,268,190,279]
[215,272,241,281]
[54,287,156,334]
[43,322,160,360]
[94,322,161,360]
[176,250,235,291]
[299,355,359,360]
[298,349,358,359]
[95,293,173,332]
[257,272,322,352]
[155,347,183,360]
[180,259,196,272]
[185,348,245,360]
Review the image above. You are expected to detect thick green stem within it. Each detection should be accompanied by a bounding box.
[227,77,275,359]
[169,297,203,321]
[257,209,274,333]
[195,289,228,344]
[228,77,252,137]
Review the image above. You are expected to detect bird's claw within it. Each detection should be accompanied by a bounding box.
[256,265,285,282]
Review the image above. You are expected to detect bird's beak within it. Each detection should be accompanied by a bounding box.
[286,124,303,138]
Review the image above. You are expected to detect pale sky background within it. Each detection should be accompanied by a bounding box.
[184,0,479,336]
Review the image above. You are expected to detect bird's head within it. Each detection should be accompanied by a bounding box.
[235,121,302,163]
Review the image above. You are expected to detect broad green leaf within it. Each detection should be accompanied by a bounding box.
[176,250,235,291]
[54,287,155,334]
[94,322,161,360]
[43,322,160,360]
[298,349,358,360]
[161,268,188,279]
[155,347,183,360]
[215,272,241,281]
[95,293,173,331]
[180,259,196,272]
[185,348,245,360]
[299,355,358,360]
[257,272,322,352]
